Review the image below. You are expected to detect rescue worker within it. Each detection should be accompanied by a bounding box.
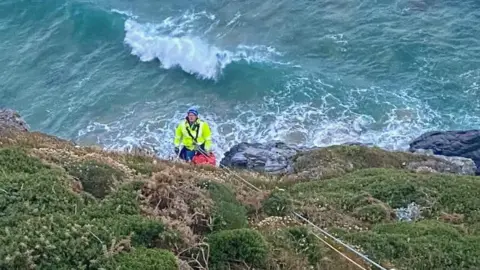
[174,107,213,161]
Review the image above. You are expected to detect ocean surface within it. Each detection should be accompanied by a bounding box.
[1,0,479,160]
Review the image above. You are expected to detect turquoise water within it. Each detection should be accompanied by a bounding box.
[1,0,479,159]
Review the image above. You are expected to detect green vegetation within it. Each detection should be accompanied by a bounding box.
[106,247,178,270]
[283,168,480,269]
[205,181,249,231]
[0,148,179,269]
[0,142,269,269]
[340,220,480,269]
[1,126,480,270]
[123,154,157,176]
[261,188,292,217]
[288,168,480,223]
[277,226,325,265]
[292,145,435,180]
[65,160,125,199]
[207,228,269,269]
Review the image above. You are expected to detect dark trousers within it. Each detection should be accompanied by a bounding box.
[179,144,205,161]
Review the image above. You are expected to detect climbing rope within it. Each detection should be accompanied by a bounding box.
[192,148,388,270]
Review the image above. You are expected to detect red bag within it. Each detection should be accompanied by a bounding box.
[192,152,216,166]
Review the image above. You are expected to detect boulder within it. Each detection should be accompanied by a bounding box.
[0,108,29,132]
[219,142,300,174]
[408,149,476,175]
[409,130,480,174]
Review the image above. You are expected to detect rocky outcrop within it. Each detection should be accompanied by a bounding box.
[0,108,29,132]
[408,149,476,175]
[409,130,480,174]
[219,142,301,174]
[221,142,477,178]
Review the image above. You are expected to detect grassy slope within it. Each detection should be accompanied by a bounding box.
[1,130,479,270]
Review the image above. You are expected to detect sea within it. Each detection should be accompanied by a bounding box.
[1,0,479,160]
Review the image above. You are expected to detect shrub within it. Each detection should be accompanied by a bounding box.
[341,220,480,269]
[104,247,178,270]
[86,181,144,218]
[208,228,269,269]
[0,169,86,227]
[65,160,125,199]
[262,227,316,269]
[353,203,395,223]
[0,147,50,174]
[262,189,292,216]
[206,182,248,231]
[1,214,107,269]
[96,215,167,247]
[0,213,177,269]
[284,226,325,265]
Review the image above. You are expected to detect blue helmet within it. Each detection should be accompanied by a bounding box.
[187,107,198,116]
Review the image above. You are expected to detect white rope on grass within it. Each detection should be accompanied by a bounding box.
[220,164,263,192]
[292,212,387,270]
[306,228,368,270]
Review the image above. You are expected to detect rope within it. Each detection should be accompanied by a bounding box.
[292,212,387,270]
[191,147,388,270]
[307,229,368,270]
[220,164,263,192]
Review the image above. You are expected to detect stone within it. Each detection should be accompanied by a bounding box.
[219,142,300,174]
[0,108,29,132]
[408,149,476,175]
[409,130,480,174]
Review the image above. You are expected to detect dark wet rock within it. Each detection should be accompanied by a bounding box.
[219,142,300,174]
[409,130,480,174]
[0,109,30,132]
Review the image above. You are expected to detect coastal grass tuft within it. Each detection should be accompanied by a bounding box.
[291,145,436,181]
[207,228,269,269]
[204,181,249,231]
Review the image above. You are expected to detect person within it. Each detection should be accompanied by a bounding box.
[174,107,213,162]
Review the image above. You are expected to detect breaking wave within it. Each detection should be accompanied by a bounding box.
[121,11,284,80]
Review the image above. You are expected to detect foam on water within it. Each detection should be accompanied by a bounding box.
[120,10,284,80]
[76,75,440,163]
[71,5,479,162]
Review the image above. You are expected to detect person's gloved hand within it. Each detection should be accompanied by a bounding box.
[174,147,179,154]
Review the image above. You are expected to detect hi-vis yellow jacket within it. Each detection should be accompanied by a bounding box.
[174,118,212,151]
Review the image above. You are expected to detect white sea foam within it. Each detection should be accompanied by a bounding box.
[120,10,283,80]
[76,77,441,163]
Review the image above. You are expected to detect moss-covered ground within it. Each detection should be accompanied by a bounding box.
[1,130,479,270]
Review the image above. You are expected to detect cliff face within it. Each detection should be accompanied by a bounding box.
[1,109,480,270]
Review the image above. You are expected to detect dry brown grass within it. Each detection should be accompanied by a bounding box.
[439,212,465,224]
[140,167,214,247]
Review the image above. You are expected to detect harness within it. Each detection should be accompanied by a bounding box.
[185,120,200,143]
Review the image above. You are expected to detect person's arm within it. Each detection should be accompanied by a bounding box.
[202,122,212,152]
[174,123,182,148]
